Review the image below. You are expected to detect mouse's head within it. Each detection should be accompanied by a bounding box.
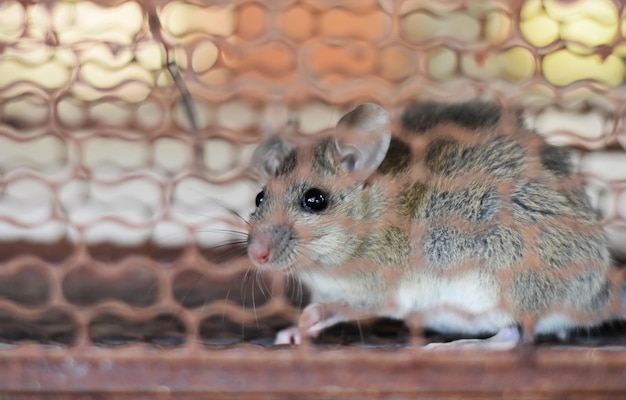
[247,103,391,272]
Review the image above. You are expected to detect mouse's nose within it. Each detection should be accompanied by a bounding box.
[247,224,294,269]
[248,235,271,264]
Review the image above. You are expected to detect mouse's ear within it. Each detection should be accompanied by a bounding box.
[251,136,296,183]
[333,103,391,181]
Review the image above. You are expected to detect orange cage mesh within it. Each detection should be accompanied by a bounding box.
[0,0,626,398]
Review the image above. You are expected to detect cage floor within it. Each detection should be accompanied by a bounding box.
[1,344,626,399]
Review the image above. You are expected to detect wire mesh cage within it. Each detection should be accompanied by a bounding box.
[1,0,626,398]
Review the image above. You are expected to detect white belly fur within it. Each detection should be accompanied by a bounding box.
[297,268,574,336]
[396,270,515,334]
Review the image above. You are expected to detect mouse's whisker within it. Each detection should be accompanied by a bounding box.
[255,269,271,301]
[251,271,260,328]
[206,239,248,248]
[198,228,248,237]
[238,267,256,342]
[202,240,248,264]
[297,245,344,290]
[181,186,252,217]
[295,274,305,310]
[170,268,206,327]
[221,285,233,323]
[217,247,249,264]
[356,318,365,345]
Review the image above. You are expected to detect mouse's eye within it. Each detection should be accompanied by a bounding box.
[301,188,328,212]
[255,191,265,207]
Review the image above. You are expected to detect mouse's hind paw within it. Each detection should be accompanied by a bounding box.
[275,327,302,345]
[423,325,521,351]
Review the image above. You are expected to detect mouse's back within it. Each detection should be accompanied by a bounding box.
[393,101,615,335]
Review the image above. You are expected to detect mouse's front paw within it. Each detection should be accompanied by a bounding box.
[274,303,343,345]
[273,303,325,345]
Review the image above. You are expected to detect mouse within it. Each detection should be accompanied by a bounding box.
[246,100,623,348]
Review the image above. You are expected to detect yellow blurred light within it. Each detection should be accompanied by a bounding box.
[542,49,623,87]
[52,1,143,44]
[162,3,235,38]
[543,0,617,25]
[0,1,24,42]
[519,0,623,86]
[520,11,560,47]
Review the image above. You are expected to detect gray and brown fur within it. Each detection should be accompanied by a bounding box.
[248,100,621,341]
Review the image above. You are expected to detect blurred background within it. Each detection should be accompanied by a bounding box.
[0,0,625,347]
